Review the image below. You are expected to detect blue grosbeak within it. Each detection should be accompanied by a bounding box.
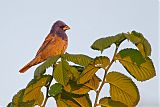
[19,20,70,73]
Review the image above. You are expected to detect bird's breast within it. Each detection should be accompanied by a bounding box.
[40,34,68,59]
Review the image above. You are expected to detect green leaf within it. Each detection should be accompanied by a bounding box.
[56,94,79,107]
[49,83,63,97]
[99,97,127,107]
[23,75,52,106]
[84,74,101,91]
[72,65,84,73]
[125,31,151,57]
[64,74,101,94]
[71,94,92,107]
[55,91,92,107]
[53,60,71,86]
[118,48,145,65]
[62,53,93,66]
[34,55,60,78]
[56,95,75,107]
[64,80,91,94]
[91,33,126,52]
[106,72,140,106]
[116,48,156,81]
[78,56,110,84]
[9,89,35,107]
[78,62,99,84]
[69,66,81,80]
[94,56,110,69]
[7,102,12,107]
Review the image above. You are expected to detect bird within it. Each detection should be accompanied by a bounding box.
[19,20,70,73]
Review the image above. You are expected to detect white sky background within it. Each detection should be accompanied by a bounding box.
[0,0,159,107]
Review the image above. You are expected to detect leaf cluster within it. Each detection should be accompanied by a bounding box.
[8,31,156,107]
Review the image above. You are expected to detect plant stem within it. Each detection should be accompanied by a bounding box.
[41,76,53,107]
[41,65,55,107]
[93,46,119,107]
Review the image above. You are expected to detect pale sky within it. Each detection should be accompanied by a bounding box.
[0,0,159,107]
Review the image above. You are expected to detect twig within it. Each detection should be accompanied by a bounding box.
[41,76,53,107]
[41,65,54,107]
[93,45,119,107]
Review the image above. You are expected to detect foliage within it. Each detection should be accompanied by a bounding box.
[8,31,156,107]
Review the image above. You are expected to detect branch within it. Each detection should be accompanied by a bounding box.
[93,45,119,107]
[41,72,54,107]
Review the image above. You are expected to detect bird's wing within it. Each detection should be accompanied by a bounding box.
[36,33,55,56]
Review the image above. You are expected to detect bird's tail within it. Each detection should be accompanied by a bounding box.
[19,56,42,73]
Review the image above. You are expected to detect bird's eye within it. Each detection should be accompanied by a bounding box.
[60,26,65,28]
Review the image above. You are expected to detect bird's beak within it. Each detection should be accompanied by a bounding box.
[63,25,70,31]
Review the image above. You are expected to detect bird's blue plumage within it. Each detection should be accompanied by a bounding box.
[50,20,68,40]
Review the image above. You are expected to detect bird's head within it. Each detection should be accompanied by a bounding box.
[50,20,70,33]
